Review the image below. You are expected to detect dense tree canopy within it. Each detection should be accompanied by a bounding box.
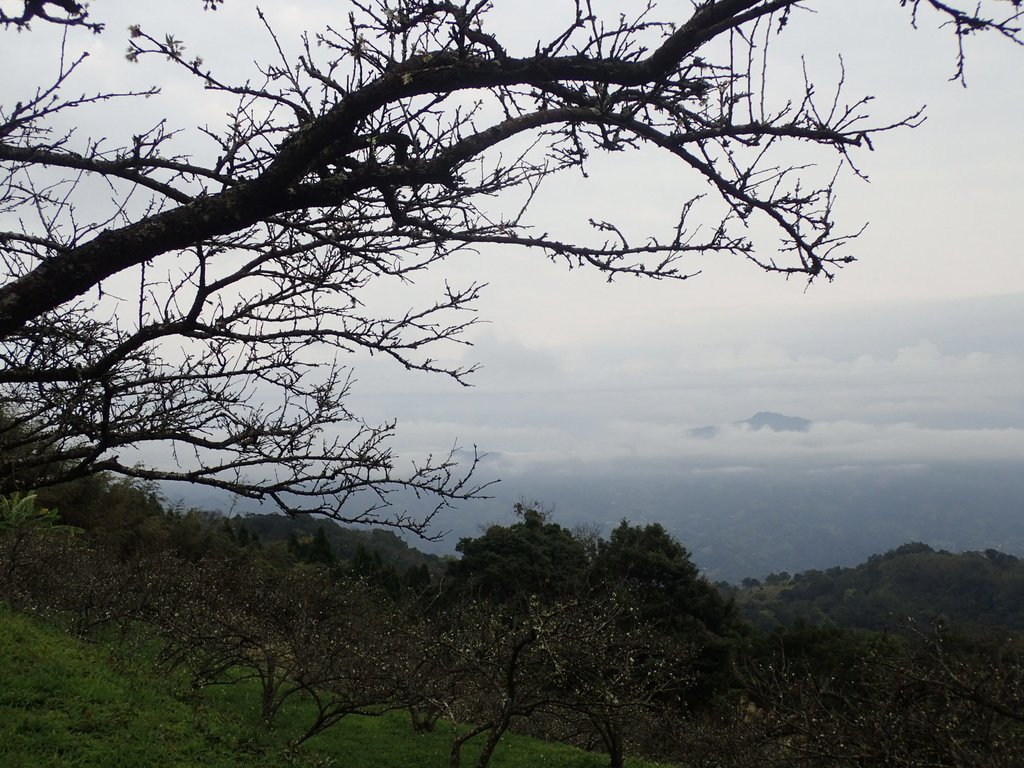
[447,503,589,601]
[736,543,1024,631]
[0,1,1020,531]
[593,520,735,635]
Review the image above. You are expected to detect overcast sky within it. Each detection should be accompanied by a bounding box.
[3,1,1023,522]
[343,1,1024,479]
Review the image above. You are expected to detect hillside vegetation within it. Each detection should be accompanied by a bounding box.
[3,477,1024,767]
[0,608,659,768]
[733,542,1024,631]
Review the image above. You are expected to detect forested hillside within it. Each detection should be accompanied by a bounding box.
[731,543,1024,631]
[3,478,1024,767]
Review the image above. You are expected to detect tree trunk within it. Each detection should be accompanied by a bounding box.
[472,714,513,768]
[593,715,626,768]
[259,658,278,730]
[449,722,491,768]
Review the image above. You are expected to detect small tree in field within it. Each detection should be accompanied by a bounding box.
[1,1,1020,532]
[153,558,407,741]
[403,585,699,768]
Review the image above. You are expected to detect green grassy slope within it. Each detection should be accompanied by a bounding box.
[0,608,267,768]
[0,609,666,768]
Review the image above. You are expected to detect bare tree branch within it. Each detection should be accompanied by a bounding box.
[0,0,1020,533]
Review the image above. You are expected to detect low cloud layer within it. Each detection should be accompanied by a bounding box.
[355,294,1024,479]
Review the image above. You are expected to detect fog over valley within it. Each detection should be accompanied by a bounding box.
[7,1,1022,573]
[171,292,1024,582]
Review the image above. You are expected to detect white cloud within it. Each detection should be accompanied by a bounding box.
[349,293,1024,478]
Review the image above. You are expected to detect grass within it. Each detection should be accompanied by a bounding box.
[0,607,670,768]
[0,608,259,768]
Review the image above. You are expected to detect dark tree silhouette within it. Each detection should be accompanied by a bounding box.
[0,1,1020,532]
[447,503,589,602]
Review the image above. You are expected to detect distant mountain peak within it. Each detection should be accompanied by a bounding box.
[689,411,811,438]
[740,411,812,432]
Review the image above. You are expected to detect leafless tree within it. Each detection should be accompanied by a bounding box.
[730,625,1024,768]
[403,600,526,768]
[528,595,698,768]
[402,591,697,768]
[151,558,410,743]
[0,1,1020,533]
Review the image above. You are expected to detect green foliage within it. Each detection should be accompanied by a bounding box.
[738,543,1024,631]
[447,503,590,602]
[348,542,404,597]
[592,520,736,637]
[22,470,437,585]
[587,520,743,709]
[288,524,336,568]
[444,511,742,719]
[242,512,444,576]
[34,474,178,558]
[747,621,898,698]
[0,492,63,532]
